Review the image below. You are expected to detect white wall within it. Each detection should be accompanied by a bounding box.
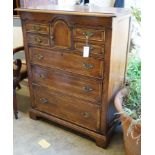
[58,0,77,5]
[90,0,115,7]
[125,0,141,8]
[13,17,23,48]
[90,0,141,8]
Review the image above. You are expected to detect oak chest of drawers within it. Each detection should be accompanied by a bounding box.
[17,5,131,148]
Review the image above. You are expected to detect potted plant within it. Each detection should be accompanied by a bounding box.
[114,52,141,155]
[114,6,141,154]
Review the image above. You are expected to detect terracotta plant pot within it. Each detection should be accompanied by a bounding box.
[114,88,141,155]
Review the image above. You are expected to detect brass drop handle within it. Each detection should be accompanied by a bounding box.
[33,25,41,31]
[89,45,94,50]
[50,35,55,45]
[82,112,91,118]
[39,74,46,79]
[83,62,94,69]
[40,98,48,104]
[35,37,42,43]
[83,86,94,93]
[83,32,94,45]
[83,31,94,38]
[50,35,54,40]
[35,54,44,60]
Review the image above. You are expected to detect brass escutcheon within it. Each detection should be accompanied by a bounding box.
[83,31,94,38]
[39,74,46,79]
[83,86,94,92]
[35,54,44,60]
[40,98,48,104]
[83,62,94,69]
[82,112,91,118]
[33,25,41,31]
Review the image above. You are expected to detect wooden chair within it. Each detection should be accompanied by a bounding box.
[13,46,27,119]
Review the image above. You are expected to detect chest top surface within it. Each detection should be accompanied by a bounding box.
[16,3,130,17]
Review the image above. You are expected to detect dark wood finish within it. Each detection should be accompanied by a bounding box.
[17,4,130,148]
[13,84,18,119]
[13,46,24,54]
[13,46,27,119]
[13,0,20,15]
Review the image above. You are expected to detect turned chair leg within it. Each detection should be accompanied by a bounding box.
[13,90,18,119]
[17,84,21,89]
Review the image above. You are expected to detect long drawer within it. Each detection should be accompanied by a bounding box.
[31,65,102,103]
[33,85,101,132]
[29,47,104,78]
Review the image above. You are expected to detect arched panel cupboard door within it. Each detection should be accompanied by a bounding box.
[50,19,72,50]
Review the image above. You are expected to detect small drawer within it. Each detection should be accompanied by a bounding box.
[32,65,102,103]
[25,23,49,34]
[29,47,104,78]
[33,85,101,132]
[75,42,104,56]
[27,34,50,47]
[74,28,105,42]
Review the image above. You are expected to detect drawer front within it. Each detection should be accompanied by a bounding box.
[27,34,50,47]
[25,23,49,34]
[74,28,105,42]
[75,42,104,56]
[29,47,104,78]
[32,65,102,103]
[33,85,101,131]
